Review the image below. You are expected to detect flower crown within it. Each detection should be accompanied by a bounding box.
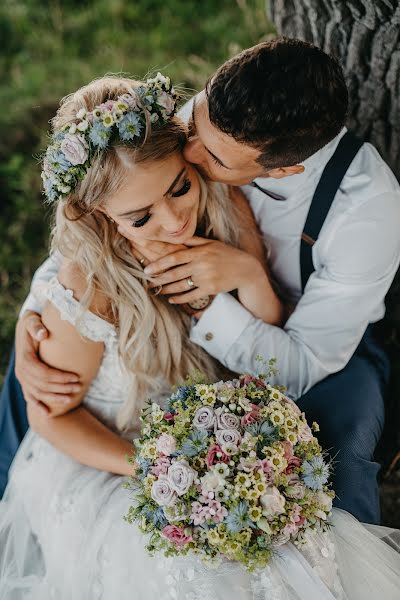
[41,73,180,203]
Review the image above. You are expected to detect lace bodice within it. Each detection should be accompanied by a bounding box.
[33,276,170,435]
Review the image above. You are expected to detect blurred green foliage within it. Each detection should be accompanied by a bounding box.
[0,0,275,380]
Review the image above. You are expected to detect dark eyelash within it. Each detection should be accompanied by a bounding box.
[131,178,191,228]
[211,156,223,168]
[132,213,151,228]
[172,178,191,197]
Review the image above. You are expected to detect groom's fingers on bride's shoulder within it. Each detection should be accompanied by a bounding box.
[27,358,81,386]
[24,312,49,342]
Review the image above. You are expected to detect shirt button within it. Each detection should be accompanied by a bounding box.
[205,332,214,341]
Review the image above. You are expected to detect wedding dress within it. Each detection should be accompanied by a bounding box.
[0,276,399,599]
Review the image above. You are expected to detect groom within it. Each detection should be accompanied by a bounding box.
[2,38,400,525]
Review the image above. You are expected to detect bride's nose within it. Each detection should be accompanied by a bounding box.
[158,201,186,235]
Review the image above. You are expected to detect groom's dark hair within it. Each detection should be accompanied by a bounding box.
[206,37,349,169]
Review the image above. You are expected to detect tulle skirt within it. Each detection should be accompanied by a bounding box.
[0,429,399,600]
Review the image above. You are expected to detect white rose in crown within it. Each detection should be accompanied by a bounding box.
[156,433,177,456]
[157,91,175,114]
[151,475,177,506]
[60,133,88,165]
[168,460,196,496]
[260,486,286,517]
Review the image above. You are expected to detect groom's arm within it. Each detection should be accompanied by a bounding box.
[190,191,400,399]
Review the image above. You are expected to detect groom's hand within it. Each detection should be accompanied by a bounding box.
[143,236,257,305]
[116,222,188,265]
[15,311,82,414]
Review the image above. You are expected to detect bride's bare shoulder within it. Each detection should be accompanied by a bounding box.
[58,260,113,322]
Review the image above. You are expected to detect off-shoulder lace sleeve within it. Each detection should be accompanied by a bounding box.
[33,276,117,344]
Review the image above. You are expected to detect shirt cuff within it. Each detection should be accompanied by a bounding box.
[190,293,253,359]
[19,293,43,318]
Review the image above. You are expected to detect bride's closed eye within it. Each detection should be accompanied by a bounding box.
[131,178,192,228]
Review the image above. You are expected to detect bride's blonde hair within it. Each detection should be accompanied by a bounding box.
[50,76,240,431]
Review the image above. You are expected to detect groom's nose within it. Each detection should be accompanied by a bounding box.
[183,136,205,166]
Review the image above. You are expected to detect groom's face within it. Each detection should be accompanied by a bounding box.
[183,91,265,186]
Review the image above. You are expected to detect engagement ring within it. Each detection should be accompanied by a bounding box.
[187,277,195,288]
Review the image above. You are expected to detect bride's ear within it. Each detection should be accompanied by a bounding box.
[266,165,305,179]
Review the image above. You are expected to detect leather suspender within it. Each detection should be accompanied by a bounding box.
[300,131,364,292]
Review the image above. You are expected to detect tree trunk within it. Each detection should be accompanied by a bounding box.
[267,0,400,179]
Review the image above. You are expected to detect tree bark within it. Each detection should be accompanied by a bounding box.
[268,0,400,179]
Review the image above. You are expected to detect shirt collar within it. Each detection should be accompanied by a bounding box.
[252,127,348,200]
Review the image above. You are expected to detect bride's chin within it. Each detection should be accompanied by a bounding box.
[179,225,196,243]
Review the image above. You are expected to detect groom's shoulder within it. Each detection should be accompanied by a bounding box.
[342,140,400,210]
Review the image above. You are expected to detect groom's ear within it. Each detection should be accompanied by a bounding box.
[266,165,305,179]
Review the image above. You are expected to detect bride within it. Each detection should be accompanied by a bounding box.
[0,74,399,600]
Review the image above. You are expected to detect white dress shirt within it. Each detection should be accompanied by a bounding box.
[190,128,400,398]
[21,127,400,400]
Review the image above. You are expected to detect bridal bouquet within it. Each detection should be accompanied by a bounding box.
[125,367,334,571]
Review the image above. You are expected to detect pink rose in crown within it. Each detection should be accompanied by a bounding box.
[241,403,261,427]
[206,444,230,467]
[60,133,88,166]
[157,91,175,114]
[161,525,193,546]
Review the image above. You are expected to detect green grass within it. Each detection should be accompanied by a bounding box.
[0,0,275,381]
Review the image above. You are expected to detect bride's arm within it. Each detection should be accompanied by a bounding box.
[27,264,134,477]
[27,402,133,476]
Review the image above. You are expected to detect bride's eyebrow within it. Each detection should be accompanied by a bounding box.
[117,167,187,218]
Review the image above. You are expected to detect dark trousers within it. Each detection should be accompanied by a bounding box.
[0,329,390,524]
[297,326,389,525]
[0,347,28,498]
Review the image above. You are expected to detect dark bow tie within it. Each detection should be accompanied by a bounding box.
[250,180,286,201]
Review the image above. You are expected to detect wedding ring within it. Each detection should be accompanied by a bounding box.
[154,284,163,295]
[139,257,146,265]
[187,277,195,288]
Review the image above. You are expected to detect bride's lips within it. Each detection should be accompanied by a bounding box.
[169,217,191,237]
